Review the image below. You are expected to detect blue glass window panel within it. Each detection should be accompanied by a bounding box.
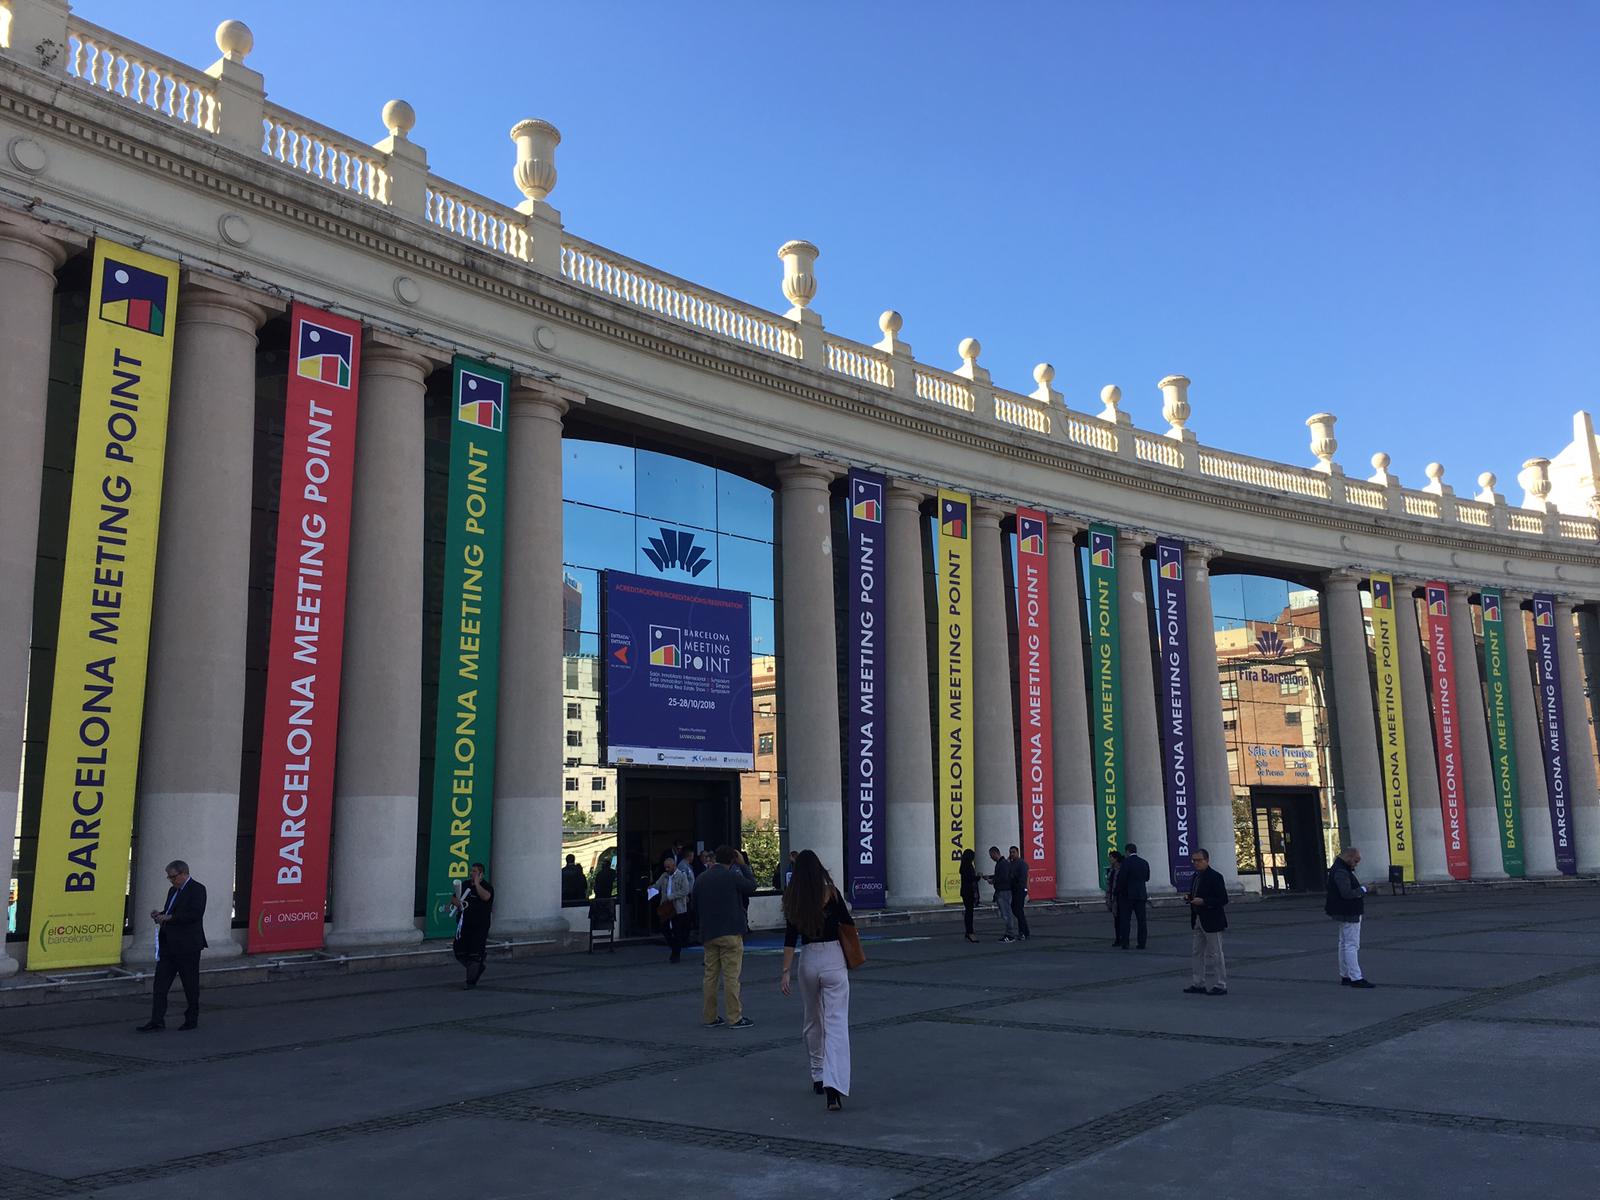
[1210,574,1247,622]
[750,597,776,657]
[717,471,774,542]
[563,440,634,510]
[1239,575,1294,623]
[561,566,600,633]
[635,517,717,582]
[716,533,775,598]
[563,502,635,573]
[636,450,717,530]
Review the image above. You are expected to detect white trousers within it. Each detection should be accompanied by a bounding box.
[798,940,851,1096]
[1337,918,1363,980]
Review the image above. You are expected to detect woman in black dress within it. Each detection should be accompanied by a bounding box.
[959,848,980,943]
[780,849,855,1112]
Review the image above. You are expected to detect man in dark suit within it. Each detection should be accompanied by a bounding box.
[138,860,207,1031]
[1114,842,1150,949]
[1183,849,1229,995]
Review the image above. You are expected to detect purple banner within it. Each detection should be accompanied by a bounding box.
[1531,594,1576,875]
[846,470,886,906]
[1155,538,1195,890]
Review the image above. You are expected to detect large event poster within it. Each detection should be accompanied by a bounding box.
[936,490,973,903]
[1087,524,1123,884]
[1368,574,1414,880]
[846,470,886,908]
[246,305,362,951]
[1479,590,1525,876]
[1531,594,1577,875]
[28,241,178,969]
[1155,538,1195,891]
[1422,584,1470,880]
[1015,508,1055,899]
[603,571,753,768]
[423,358,509,938]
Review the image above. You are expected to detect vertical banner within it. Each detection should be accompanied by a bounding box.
[1015,508,1056,899]
[423,358,510,936]
[1087,524,1123,883]
[1422,584,1470,879]
[1368,574,1414,880]
[846,470,886,908]
[28,241,179,969]
[1479,590,1525,876]
[1531,594,1576,875]
[1155,538,1195,891]
[246,305,362,952]
[936,490,972,902]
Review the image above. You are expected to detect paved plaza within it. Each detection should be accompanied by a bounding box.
[5,887,1600,1198]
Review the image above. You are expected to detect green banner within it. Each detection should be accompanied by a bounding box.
[424,357,509,937]
[1086,524,1123,884]
[1479,589,1525,877]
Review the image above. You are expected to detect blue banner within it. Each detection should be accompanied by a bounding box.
[1155,537,1195,890]
[846,470,886,907]
[1531,594,1576,874]
[603,571,753,769]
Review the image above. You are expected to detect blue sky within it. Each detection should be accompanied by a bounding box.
[78,1,1597,497]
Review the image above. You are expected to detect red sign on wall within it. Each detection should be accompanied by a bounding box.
[246,304,362,951]
[1423,582,1471,880]
[1015,507,1056,899]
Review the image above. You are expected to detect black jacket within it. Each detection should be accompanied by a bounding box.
[959,858,978,902]
[561,863,589,903]
[1010,858,1029,898]
[1187,866,1228,933]
[157,879,208,957]
[989,857,1012,893]
[692,863,757,942]
[1325,857,1365,920]
[1115,854,1150,902]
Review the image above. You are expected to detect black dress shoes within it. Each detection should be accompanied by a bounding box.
[178,1020,198,1031]
[136,1021,164,1032]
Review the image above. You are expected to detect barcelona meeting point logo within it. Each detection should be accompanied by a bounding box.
[648,625,681,667]
[1090,531,1114,569]
[1482,595,1501,624]
[296,320,353,388]
[1371,579,1392,610]
[1158,545,1181,580]
[1018,516,1045,556]
[1427,588,1448,617]
[852,477,883,523]
[458,370,505,432]
[99,259,168,335]
[941,497,967,539]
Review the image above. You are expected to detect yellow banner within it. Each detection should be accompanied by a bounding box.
[936,490,973,902]
[28,241,179,969]
[1368,573,1413,879]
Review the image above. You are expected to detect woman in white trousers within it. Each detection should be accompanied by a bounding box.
[780,849,855,1112]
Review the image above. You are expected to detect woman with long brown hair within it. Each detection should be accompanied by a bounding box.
[779,849,855,1112]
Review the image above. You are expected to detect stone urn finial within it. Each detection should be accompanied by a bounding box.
[1099,384,1123,423]
[876,310,906,354]
[777,240,819,311]
[1034,363,1054,388]
[1423,462,1447,494]
[958,337,981,368]
[1369,451,1396,485]
[1521,457,1553,508]
[215,19,254,63]
[510,119,561,204]
[1158,374,1191,438]
[1306,412,1338,473]
[1476,471,1498,502]
[381,99,416,140]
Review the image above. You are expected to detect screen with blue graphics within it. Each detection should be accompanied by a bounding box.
[603,571,754,769]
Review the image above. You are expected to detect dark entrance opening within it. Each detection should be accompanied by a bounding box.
[1250,788,1325,892]
[617,770,739,939]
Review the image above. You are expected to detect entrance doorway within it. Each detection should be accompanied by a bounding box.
[617,770,739,938]
[1250,788,1325,892]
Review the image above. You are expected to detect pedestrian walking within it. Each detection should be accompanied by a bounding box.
[772,849,798,891]
[694,845,758,1028]
[1114,842,1150,949]
[1105,850,1124,946]
[137,860,207,1032]
[1327,846,1375,988]
[1007,846,1031,941]
[560,853,588,904]
[449,862,494,988]
[985,846,1018,942]
[1183,849,1229,996]
[654,852,691,962]
[959,848,980,943]
[779,849,855,1112]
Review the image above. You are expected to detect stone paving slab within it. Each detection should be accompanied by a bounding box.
[1468,974,1600,1023]
[1229,945,1577,989]
[1395,929,1600,958]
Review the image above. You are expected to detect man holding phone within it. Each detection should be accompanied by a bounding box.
[449,863,494,988]
[137,860,207,1032]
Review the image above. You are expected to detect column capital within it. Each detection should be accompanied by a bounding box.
[1324,567,1366,589]
[1180,539,1222,563]
[1116,528,1152,550]
[1047,513,1086,535]
[775,455,840,489]
[361,328,441,377]
[1501,588,1531,608]
[973,498,1011,524]
[885,479,928,510]
[0,209,77,272]
[509,375,585,420]
[177,269,279,330]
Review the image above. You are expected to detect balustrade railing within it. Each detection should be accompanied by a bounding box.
[824,336,895,389]
[914,368,975,413]
[1456,500,1493,528]
[1508,512,1547,535]
[994,389,1050,434]
[1196,449,1331,499]
[1345,482,1387,510]
[1402,493,1441,519]
[425,180,526,258]
[1134,432,1183,470]
[1066,413,1118,454]
[264,104,388,202]
[1558,516,1598,541]
[66,20,217,134]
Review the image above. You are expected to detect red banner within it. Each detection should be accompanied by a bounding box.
[1423,581,1470,879]
[1015,508,1056,898]
[246,305,362,951]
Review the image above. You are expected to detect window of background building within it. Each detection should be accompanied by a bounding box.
[566,730,582,747]
[564,778,578,792]
[590,776,605,791]
[590,799,606,814]
[564,800,577,812]
[566,702,581,719]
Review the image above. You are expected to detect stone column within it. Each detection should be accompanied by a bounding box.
[326,334,433,948]
[130,274,272,962]
[1183,545,1239,886]
[1394,580,1450,882]
[1450,584,1505,879]
[1048,517,1100,896]
[0,213,69,978]
[884,482,939,907]
[1554,599,1600,872]
[1323,571,1389,878]
[1117,531,1169,884]
[491,379,583,933]
[973,502,1019,856]
[776,458,844,873]
[1504,592,1558,875]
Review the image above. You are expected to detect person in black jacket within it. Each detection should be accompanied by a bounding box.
[958,849,980,943]
[449,862,494,988]
[1105,850,1124,945]
[137,860,207,1032]
[780,850,856,1112]
[1182,849,1229,995]
[1114,842,1150,949]
[1327,847,1374,988]
[1007,846,1031,941]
